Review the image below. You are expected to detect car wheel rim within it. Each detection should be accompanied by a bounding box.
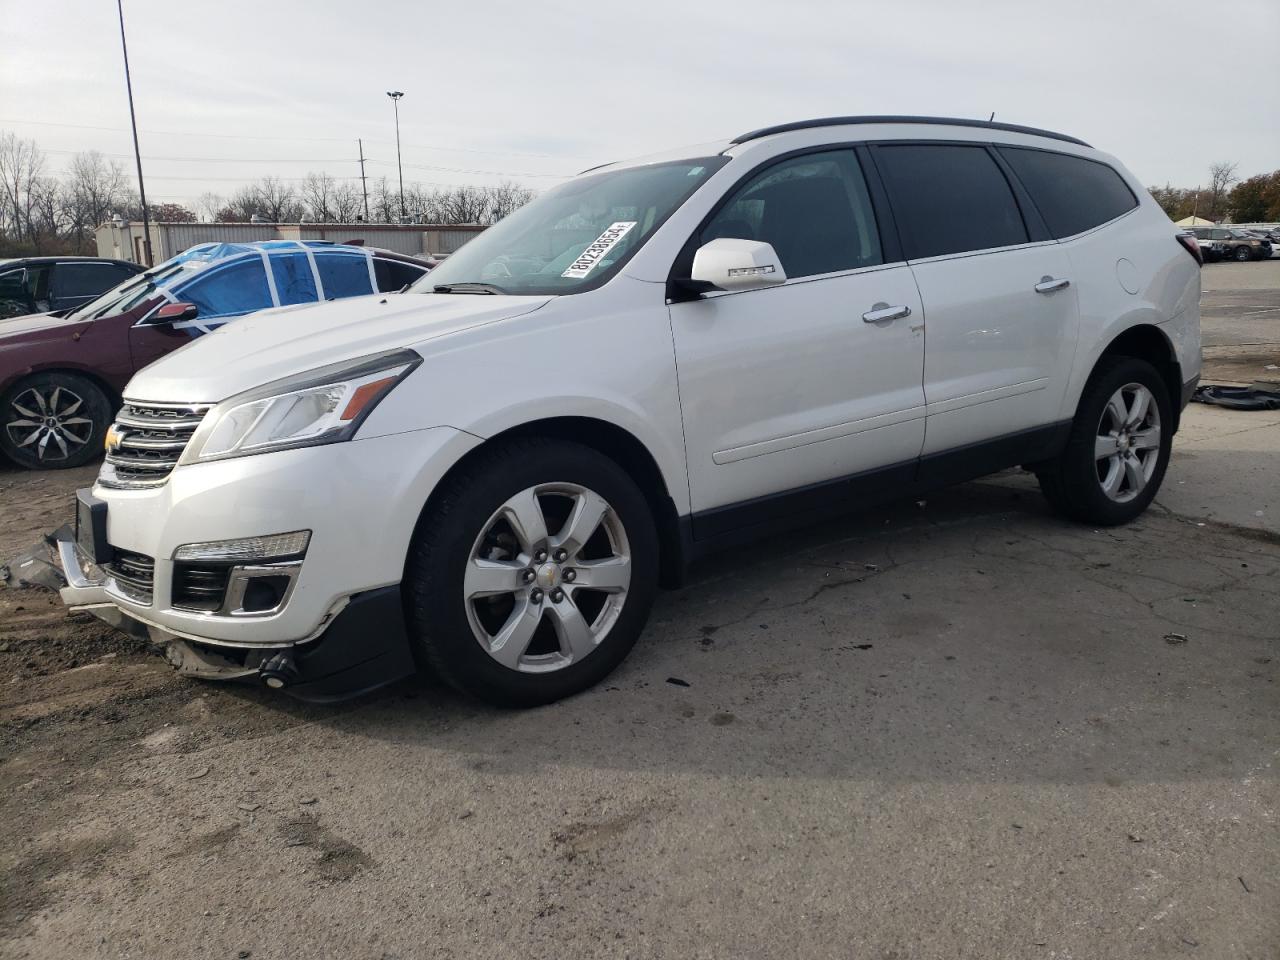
[464,482,631,674]
[4,385,94,462]
[1095,382,1161,503]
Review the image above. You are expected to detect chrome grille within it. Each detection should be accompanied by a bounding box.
[100,401,212,489]
[103,549,155,605]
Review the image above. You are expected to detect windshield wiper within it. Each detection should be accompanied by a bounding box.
[432,282,507,295]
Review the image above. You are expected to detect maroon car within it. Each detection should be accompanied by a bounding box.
[0,240,431,470]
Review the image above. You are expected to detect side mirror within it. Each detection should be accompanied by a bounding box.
[149,302,199,325]
[690,238,787,292]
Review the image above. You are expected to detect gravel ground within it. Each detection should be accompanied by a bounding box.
[0,282,1276,959]
[1199,259,1280,384]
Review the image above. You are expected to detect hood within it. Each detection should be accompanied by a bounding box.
[0,311,86,361]
[127,291,553,402]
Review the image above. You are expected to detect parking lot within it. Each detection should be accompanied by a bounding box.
[1,263,1277,959]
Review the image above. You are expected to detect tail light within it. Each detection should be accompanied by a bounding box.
[1176,232,1203,266]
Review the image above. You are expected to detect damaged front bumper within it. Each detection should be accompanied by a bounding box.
[30,526,417,702]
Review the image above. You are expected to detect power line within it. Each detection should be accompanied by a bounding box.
[40,147,572,180]
[43,147,359,164]
[0,116,595,161]
[365,158,567,179]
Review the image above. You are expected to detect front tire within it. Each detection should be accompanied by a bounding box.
[0,372,112,470]
[1036,356,1173,526]
[404,437,659,707]
[1234,245,1252,262]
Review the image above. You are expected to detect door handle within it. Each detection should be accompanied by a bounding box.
[1034,276,1070,294]
[862,303,912,323]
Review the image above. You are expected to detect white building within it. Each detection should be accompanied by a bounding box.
[96,219,486,264]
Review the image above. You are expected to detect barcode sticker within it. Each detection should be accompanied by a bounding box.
[561,221,638,279]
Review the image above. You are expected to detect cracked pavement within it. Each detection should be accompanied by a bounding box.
[2,413,1276,960]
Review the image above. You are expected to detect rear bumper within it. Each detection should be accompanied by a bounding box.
[54,525,416,702]
[1180,373,1200,411]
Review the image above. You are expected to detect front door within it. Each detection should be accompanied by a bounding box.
[669,149,927,538]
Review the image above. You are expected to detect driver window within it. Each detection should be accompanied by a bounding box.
[700,150,882,279]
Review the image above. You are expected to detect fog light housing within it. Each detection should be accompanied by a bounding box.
[241,575,293,612]
[172,531,310,563]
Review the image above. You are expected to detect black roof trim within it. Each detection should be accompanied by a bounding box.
[729,116,1091,148]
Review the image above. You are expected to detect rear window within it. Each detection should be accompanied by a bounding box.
[315,251,374,299]
[874,144,1028,259]
[373,257,428,292]
[999,147,1138,239]
[270,253,319,306]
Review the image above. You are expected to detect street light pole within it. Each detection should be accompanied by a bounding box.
[116,0,152,266]
[386,90,406,221]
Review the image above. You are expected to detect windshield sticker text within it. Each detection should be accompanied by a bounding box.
[561,221,638,279]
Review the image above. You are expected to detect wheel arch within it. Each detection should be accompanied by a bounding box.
[416,416,689,589]
[0,364,123,409]
[1092,323,1184,432]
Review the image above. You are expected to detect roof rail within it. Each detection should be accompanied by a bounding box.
[730,115,1090,148]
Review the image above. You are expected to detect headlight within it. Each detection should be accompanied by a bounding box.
[181,349,421,464]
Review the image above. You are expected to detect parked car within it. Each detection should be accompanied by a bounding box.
[0,240,430,470]
[1188,226,1269,262]
[0,257,143,319]
[1186,227,1228,262]
[54,115,1201,707]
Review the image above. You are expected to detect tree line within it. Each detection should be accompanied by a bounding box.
[1148,161,1280,224]
[0,130,537,258]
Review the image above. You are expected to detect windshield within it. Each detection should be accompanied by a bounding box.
[68,261,189,321]
[421,157,727,296]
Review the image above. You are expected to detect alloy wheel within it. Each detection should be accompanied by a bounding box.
[464,482,631,673]
[1094,382,1161,503]
[4,385,94,463]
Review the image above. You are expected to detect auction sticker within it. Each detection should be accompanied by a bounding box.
[561,221,637,279]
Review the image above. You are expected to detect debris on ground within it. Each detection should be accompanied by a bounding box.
[1191,384,1280,411]
[0,538,65,591]
[665,677,691,687]
[1164,633,1189,644]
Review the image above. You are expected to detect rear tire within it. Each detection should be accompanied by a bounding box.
[1036,356,1173,526]
[0,372,112,470]
[403,437,659,707]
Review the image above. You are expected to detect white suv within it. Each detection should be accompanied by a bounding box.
[57,116,1202,706]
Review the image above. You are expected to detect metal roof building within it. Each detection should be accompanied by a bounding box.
[96,220,487,265]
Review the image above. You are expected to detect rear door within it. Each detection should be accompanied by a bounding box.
[872,142,1078,475]
[669,148,926,534]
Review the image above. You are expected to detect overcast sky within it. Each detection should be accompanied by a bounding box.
[2,0,1277,207]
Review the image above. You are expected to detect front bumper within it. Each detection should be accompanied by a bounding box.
[54,524,417,701]
[84,426,479,646]
[49,424,481,700]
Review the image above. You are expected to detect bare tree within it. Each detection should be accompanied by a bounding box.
[60,151,133,251]
[370,177,397,223]
[253,177,302,223]
[195,191,224,222]
[483,181,537,223]
[219,186,261,222]
[330,180,365,223]
[300,172,339,222]
[1206,161,1239,221]
[0,132,52,249]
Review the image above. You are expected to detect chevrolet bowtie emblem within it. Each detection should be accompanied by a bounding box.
[104,425,126,453]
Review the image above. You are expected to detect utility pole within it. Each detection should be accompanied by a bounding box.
[386,90,406,221]
[116,0,152,266]
[357,138,370,222]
